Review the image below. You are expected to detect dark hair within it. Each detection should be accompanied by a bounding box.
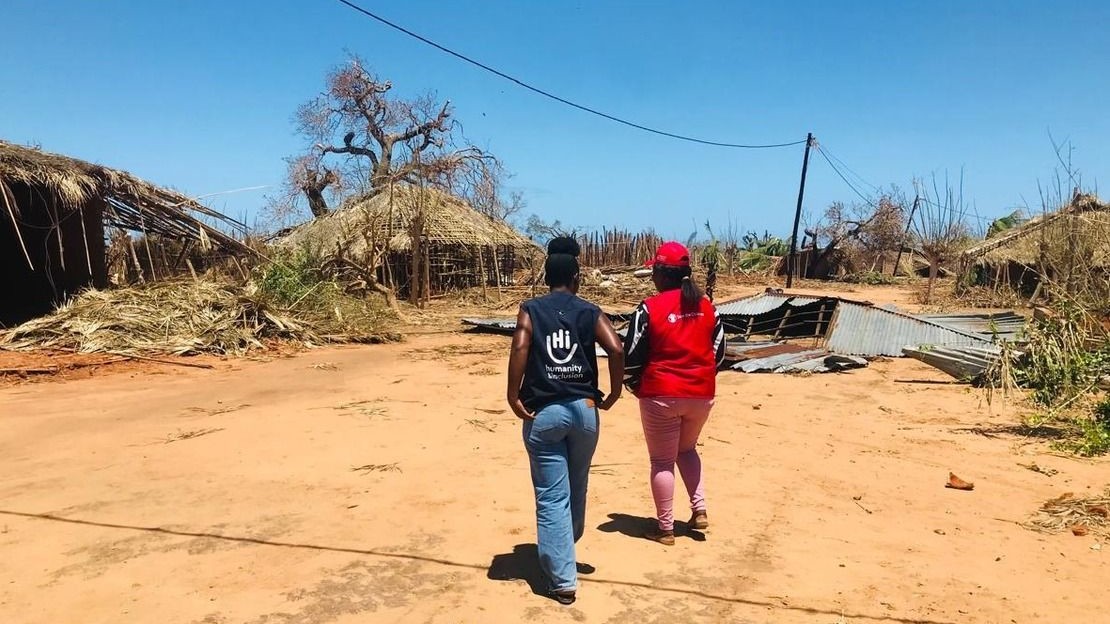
[654,264,702,313]
[547,236,580,257]
[545,255,579,288]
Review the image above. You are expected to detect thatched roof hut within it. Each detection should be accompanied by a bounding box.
[959,194,1110,296]
[277,185,540,296]
[1,141,251,325]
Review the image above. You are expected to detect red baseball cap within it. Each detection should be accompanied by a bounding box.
[647,241,691,267]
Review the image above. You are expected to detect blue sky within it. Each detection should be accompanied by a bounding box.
[3,1,1108,238]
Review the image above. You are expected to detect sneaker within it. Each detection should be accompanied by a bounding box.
[551,590,576,605]
[644,525,676,546]
[689,510,709,530]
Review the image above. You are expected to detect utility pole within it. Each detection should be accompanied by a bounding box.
[892,194,920,277]
[786,133,814,289]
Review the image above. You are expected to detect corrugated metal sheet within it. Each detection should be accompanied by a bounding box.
[916,312,1026,341]
[902,345,1006,381]
[715,291,874,316]
[731,349,830,372]
[825,303,990,357]
[715,293,823,316]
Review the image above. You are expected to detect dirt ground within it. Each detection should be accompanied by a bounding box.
[1,283,1107,624]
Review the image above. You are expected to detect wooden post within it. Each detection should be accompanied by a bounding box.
[893,194,920,276]
[773,307,794,340]
[786,133,814,288]
[492,245,504,302]
[477,245,488,302]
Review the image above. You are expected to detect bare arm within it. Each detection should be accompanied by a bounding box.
[595,314,625,410]
[506,306,534,420]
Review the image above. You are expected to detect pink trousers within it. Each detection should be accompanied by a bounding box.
[638,397,714,531]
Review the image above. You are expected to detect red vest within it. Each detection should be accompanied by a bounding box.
[638,290,717,399]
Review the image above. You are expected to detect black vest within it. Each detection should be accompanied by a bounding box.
[519,292,601,412]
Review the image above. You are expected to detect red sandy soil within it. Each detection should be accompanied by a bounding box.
[1,284,1105,624]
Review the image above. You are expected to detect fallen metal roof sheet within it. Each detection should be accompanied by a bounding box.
[715,292,995,357]
[825,303,990,357]
[725,340,868,373]
[902,345,1008,381]
[916,312,1026,341]
[715,291,874,316]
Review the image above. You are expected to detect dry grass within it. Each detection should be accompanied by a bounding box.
[1025,490,1110,537]
[0,278,398,356]
[351,463,401,474]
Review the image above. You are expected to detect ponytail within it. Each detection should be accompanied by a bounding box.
[680,273,703,313]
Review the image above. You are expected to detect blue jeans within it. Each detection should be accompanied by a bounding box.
[522,397,599,593]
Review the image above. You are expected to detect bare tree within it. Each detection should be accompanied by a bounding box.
[913,172,972,303]
[277,55,497,219]
[809,189,907,276]
[457,159,527,223]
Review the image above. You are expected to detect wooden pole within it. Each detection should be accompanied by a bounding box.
[786,133,814,288]
[893,194,920,277]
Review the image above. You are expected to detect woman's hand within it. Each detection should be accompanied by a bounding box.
[508,396,534,421]
[599,389,621,411]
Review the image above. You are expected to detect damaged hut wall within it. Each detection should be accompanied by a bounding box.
[379,244,521,297]
[1,184,106,326]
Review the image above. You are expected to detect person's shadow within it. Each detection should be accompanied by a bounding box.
[597,512,706,542]
[488,544,596,601]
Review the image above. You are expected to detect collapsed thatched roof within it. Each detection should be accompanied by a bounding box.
[961,194,1110,266]
[0,141,250,255]
[277,185,539,255]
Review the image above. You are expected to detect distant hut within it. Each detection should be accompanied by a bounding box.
[959,194,1110,299]
[0,141,252,325]
[277,185,540,297]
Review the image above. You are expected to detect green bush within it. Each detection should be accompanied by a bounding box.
[254,248,398,342]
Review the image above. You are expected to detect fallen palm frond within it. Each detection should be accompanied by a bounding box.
[1025,490,1110,537]
[0,278,398,356]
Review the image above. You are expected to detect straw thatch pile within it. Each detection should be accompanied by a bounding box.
[962,194,1110,268]
[0,141,249,253]
[0,279,392,356]
[1026,490,1110,538]
[277,185,536,256]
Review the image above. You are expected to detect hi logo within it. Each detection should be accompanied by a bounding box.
[545,329,579,364]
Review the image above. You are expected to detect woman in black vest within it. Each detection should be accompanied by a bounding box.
[507,237,625,605]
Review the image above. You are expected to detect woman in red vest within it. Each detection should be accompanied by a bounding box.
[623,241,725,545]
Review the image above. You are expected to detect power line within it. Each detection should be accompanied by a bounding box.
[818,144,878,193]
[333,0,806,150]
[815,145,876,206]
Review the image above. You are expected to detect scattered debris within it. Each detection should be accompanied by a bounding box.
[335,400,387,418]
[311,362,339,371]
[462,418,496,432]
[1,280,386,356]
[352,463,401,474]
[1026,490,1110,537]
[946,472,975,491]
[852,495,874,514]
[184,404,249,417]
[164,428,224,444]
[1018,462,1059,477]
[934,529,947,535]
